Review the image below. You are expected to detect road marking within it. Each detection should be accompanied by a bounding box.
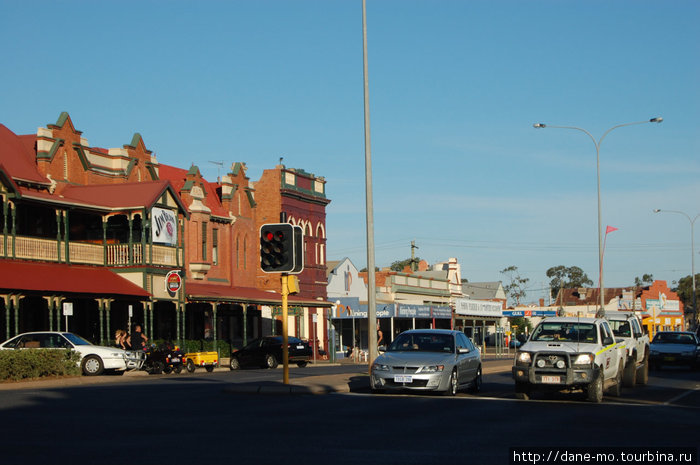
[663,385,700,406]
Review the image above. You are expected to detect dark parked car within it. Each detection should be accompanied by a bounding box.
[229,336,312,370]
[649,331,700,370]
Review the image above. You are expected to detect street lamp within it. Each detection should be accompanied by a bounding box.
[653,209,699,328]
[533,117,663,313]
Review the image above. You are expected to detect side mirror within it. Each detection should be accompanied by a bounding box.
[378,345,386,353]
[603,337,614,346]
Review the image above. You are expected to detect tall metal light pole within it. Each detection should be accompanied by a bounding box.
[653,209,699,328]
[362,0,378,366]
[533,117,663,313]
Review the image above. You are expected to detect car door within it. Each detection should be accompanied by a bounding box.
[238,339,262,367]
[599,322,616,379]
[455,333,475,384]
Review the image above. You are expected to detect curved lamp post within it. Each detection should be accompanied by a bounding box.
[653,209,699,328]
[533,117,663,313]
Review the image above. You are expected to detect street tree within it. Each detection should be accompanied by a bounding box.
[634,274,654,287]
[390,257,421,272]
[509,316,532,337]
[500,265,529,306]
[546,265,593,299]
[673,274,699,314]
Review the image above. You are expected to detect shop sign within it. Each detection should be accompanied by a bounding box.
[165,270,182,294]
[455,298,502,317]
[152,207,177,245]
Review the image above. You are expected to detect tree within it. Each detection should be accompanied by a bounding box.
[634,274,654,287]
[673,273,699,314]
[390,257,421,272]
[509,316,532,337]
[546,265,593,300]
[500,265,529,306]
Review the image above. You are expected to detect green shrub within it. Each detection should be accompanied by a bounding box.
[0,349,81,381]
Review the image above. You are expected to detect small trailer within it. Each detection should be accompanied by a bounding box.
[184,351,219,373]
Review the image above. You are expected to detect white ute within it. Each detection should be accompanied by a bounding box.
[605,312,650,387]
[512,317,626,403]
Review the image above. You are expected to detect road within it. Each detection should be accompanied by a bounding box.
[0,360,697,465]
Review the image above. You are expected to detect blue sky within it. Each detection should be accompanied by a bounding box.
[2,1,699,304]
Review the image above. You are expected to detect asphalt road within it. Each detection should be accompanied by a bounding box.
[0,360,697,465]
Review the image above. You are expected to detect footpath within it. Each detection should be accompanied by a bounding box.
[0,354,514,394]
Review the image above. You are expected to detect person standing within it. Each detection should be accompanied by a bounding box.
[128,324,148,350]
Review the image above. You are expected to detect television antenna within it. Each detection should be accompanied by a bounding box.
[208,160,224,181]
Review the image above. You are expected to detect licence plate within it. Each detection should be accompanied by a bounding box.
[296,345,304,350]
[394,375,413,383]
[664,356,675,362]
[541,375,560,384]
[171,357,180,363]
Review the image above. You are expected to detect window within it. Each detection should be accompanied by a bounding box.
[201,222,207,260]
[212,228,218,265]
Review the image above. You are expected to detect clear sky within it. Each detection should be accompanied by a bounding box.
[2,1,698,304]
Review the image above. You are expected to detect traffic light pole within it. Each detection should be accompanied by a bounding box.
[282,273,289,385]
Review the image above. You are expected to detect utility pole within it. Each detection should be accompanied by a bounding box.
[410,240,419,271]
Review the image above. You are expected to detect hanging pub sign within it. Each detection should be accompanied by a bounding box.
[152,207,177,245]
[165,270,182,296]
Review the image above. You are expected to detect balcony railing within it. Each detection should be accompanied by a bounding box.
[1,234,181,267]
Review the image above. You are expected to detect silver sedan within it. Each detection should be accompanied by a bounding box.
[370,329,482,396]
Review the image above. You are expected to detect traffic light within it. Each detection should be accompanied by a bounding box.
[260,223,304,273]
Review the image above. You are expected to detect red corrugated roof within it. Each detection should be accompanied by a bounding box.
[0,260,150,297]
[186,282,332,307]
[0,124,49,185]
[186,282,280,303]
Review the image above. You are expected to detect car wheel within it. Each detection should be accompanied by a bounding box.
[265,354,278,369]
[163,365,173,374]
[205,366,214,372]
[514,382,530,400]
[296,361,308,368]
[187,360,196,373]
[636,353,649,385]
[468,365,482,393]
[81,355,104,376]
[229,357,240,371]
[443,370,458,396]
[586,368,604,403]
[622,355,637,388]
[174,365,183,374]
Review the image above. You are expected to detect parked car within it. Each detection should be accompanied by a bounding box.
[0,331,140,376]
[649,331,700,370]
[229,336,312,370]
[370,329,482,396]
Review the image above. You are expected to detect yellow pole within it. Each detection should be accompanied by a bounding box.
[282,274,289,384]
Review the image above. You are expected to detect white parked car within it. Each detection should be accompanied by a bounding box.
[0,331,139,376]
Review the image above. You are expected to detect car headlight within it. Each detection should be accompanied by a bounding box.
[516,352,531,365]
[573,353,594,365]
[650,350,659,356]
[419,365,444,373]
[681,351,694,357]
[372,363,390,372]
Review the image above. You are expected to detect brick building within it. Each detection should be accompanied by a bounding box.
[254,164,332,354]
[1,113,333,353]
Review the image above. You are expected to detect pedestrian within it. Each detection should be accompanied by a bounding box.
[377,320,384,349]
[127,324,148,350]
[114,329,128,349]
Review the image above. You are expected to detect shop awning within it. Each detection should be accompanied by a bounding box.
[186,282,333,308]
[0,259,150,297]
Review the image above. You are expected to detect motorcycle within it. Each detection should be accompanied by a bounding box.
[142,342,185,375]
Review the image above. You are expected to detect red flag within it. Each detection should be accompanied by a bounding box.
[605,225,618,234]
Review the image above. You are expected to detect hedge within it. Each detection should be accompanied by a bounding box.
[0,349,82,381]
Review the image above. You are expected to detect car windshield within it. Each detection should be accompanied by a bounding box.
[387,333,454,353]
[531,322,597,343]
[652,333,696,345]
[62,333,91,346]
